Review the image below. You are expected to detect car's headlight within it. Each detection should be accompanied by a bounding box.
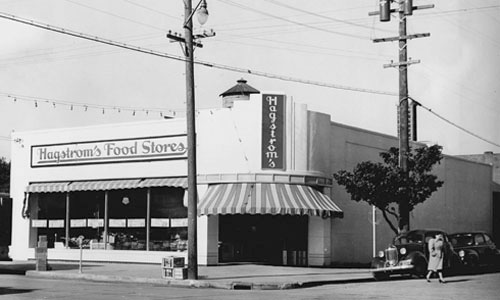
[400,248,407,255]
[459,250,465,257]
[378,251,385,258]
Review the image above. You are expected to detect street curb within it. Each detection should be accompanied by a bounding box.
[25,270,301,290]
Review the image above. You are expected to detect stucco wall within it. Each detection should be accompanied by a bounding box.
[329,122,398,264]
[328,122,493,265]
[411,156,492,233]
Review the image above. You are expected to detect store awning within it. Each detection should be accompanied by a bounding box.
[198,183,343,217]
[139,177,187,189]
[25,182,71,193]
[25,177,187,193]
[68,179,142,191]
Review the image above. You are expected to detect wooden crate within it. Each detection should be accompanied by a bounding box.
[162,267,187,280]
[162,256,185,268]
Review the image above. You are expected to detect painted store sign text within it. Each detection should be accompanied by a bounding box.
[31,135,187,167]
[261,94,285,170]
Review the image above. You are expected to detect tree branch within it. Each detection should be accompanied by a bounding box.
[381,209,399,235]
[386,207,398,218]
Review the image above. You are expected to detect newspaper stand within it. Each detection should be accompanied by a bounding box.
[161,256,187,280]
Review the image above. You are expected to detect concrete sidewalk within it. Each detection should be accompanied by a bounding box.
[0,260,373,290]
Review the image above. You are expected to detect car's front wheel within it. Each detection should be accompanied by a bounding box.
[413,257,427,278]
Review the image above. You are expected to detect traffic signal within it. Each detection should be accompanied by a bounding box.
[380,0,391,22]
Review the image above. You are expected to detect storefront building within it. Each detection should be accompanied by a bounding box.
[9,87,494,266]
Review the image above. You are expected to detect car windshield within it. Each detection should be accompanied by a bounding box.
[394,231,423,245]
[450,234,474,247]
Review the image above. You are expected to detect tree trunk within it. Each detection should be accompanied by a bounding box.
[398,199,410,234]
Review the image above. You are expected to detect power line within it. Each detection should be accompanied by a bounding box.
[410,97,500,148]
[213,35,390,62]
[264,0,393,33]
[217,0,369,40]
[63,0,166,32]
[121,0,182,21]
[0,11,397,96]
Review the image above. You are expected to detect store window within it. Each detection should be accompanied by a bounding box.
[149,187,187,251]
[27,185,187,252]
[29,193,66,248]
[69,191,105,249]
[108,189,147,250]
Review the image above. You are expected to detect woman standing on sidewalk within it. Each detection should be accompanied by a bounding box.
[426,233,446,283]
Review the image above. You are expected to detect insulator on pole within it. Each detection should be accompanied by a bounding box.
[404,0,413,15]
[380,0,391,22]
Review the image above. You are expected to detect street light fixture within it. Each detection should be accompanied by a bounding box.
[196,0,209,25]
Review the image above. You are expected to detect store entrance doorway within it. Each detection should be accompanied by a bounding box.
[218,214,308,265]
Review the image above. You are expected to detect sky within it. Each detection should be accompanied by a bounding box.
[0,0,499,160]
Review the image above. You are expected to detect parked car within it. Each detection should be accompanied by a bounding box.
[449,231,500,270]
[371,229,461,280]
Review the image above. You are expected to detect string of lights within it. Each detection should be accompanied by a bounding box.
[0,11,398,97]
[0,92,176,118]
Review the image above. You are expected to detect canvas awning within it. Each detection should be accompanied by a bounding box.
[25,182,71,193]
[198,183,343,217]
[26,177,188,193]
[139,177,187,189]
[68,179,142,191]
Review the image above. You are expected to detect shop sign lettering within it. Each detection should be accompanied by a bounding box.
[261,94,285,170]
[31,135,187,167]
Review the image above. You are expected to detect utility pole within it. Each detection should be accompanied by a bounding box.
[184,0,198,280]
[168,0,214,280]
[369,0,433,233]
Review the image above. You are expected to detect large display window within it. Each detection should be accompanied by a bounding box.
[29,193,66,248]
[150,187,187,251]
[28,185,187,252]
[108,189,147,250]
[69,191,105,249]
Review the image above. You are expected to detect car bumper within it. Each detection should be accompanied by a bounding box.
[372,264,414,273]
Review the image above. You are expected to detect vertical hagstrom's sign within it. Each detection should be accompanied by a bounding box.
[261,94,285,170]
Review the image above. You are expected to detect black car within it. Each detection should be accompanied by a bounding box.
[449,231,500,270]
[371,229,461,280]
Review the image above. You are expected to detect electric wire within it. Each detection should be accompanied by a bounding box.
[212,35,390,62]
[410,97,500,148]
[264,0,394,33]
[217,0,369,40]
[120,0,182,21]
[0,11,397,96]
[63,0,166,32]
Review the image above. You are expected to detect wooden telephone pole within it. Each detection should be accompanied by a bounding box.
[167,0,214,279]
[369,0,433,233]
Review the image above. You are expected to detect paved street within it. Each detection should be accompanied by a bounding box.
[1,271,500,299]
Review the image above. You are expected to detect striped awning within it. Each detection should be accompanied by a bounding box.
[139,177,187,189]
[26,182,70,193]
[68,179,142,191]
[198,183,343,217]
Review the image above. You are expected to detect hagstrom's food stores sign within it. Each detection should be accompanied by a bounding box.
[31,135,187,167]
